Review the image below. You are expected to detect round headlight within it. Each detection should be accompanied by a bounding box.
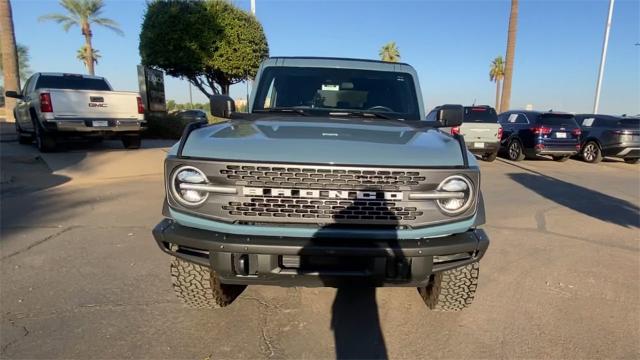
[436,175,474,215]
[171,166,209,206]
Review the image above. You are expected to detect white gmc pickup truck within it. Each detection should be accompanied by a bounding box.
[5,73,146,152]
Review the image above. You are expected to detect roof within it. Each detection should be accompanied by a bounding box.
[263,57,416,73]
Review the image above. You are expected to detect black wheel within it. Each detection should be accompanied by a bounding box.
[418,262,479,311]
[552,155,570,162]
[170,257,246,309]
[581,141,602,163]
[122,134,141,149]
[507,139,525,161]
[624,158,639,164]
[15,120,33,145]
[482,151,498,162]
[33,118,57,152]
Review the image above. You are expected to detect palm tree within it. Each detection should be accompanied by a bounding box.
[39,0,123,75]
[500,0,518,112]
[379,42,400,62]
[76,45,101,69]
[489,56,505,112]
[0,41,31,83]
[0,0,20,122]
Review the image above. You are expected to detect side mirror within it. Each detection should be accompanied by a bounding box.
[210,95,235,119]
[434,104,464,128]
[5,90,22,99]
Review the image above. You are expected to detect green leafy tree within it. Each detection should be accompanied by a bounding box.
[139,0,269,96]
[39,0,123,75]
[379,41,400,62]
[166,99,176,111]
[76,44,100,69]
[489,56,505,112]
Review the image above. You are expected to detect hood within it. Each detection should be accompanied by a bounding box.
[179,116,470,167]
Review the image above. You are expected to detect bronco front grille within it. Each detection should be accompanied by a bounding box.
[220,165,427,191]
[223,198,424,222]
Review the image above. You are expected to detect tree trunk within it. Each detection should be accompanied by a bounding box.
[82,21,95,75]
[0,0,20,122]
[500,0,518,113]
[495,78,502,113]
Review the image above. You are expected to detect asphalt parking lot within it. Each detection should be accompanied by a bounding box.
[1,124,639,359]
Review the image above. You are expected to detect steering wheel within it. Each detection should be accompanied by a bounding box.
[367,106,393,112]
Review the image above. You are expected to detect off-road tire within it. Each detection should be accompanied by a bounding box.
[170,257,246,309]
[482,151,498,162]
[552,155,570,162]
[624,158,639,164]
[507,139,525,161]
[581,141,602,163]
[418,262,479,311]
[122,135,141,149]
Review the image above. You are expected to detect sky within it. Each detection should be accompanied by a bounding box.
[9,0,640,115]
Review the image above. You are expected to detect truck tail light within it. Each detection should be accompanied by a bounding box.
[572,128,582,136]
[531,126,551,135]
[451,126,461,135]
[137,96,145,114]
[497,127,503,139]
[40,93,53,113]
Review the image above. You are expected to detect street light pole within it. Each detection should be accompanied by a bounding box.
[593,0,615,114]
[250,0,255,15]
[188,82,193,109]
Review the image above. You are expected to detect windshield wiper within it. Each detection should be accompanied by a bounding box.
[253,108,309,116]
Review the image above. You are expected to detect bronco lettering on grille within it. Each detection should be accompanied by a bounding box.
[242,187,403,200]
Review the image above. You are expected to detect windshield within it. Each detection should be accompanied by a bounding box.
[35,75,111,91]
[253,66,420,120]
[464,107,498,123]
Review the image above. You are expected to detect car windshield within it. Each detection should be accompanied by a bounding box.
[253,66,421,120]
[35,75,111,91]
[464,107,498,123]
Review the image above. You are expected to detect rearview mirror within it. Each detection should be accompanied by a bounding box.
[210,95,235,119]
[5,90,22,99]
[433,104,464,128]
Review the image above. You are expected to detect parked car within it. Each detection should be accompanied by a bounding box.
[175,109,207,123]
[574,114,640,164]
[445,106,502,162]
[498,110,581,161]
[153,57,490,311]
[5,72,145,152]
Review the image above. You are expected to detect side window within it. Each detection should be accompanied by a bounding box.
[506,113,519,123]
[498,113,508,123]
[425,110,437,122]
[516,114,529,124]
[581,117,595,127]
[22,76,33,94]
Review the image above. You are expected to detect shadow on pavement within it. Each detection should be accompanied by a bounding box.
[508,172,640,229]
[307,197,410,360]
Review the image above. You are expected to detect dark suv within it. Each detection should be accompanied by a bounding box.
[574,114,640,164]
[498,111,581,161]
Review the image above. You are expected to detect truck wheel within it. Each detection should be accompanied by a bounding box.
[552,155,570,162]
[624,158,639,164]
[418,262,479,311]
[507,140,525,161]
[122,135,141,149]
[581,141,602,163]
[170,257,246,309]
[15,121,33,145]
[482,151,498,162]
[34,120,57,152]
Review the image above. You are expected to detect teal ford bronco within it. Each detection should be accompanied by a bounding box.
[153,57,489,311]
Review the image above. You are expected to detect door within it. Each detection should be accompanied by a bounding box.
[15,75,35,131]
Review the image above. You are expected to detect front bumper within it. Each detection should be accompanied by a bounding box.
[43,119,145,133]
[152,218,490,287]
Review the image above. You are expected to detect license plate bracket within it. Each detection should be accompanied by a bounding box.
[92,120,109,127]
